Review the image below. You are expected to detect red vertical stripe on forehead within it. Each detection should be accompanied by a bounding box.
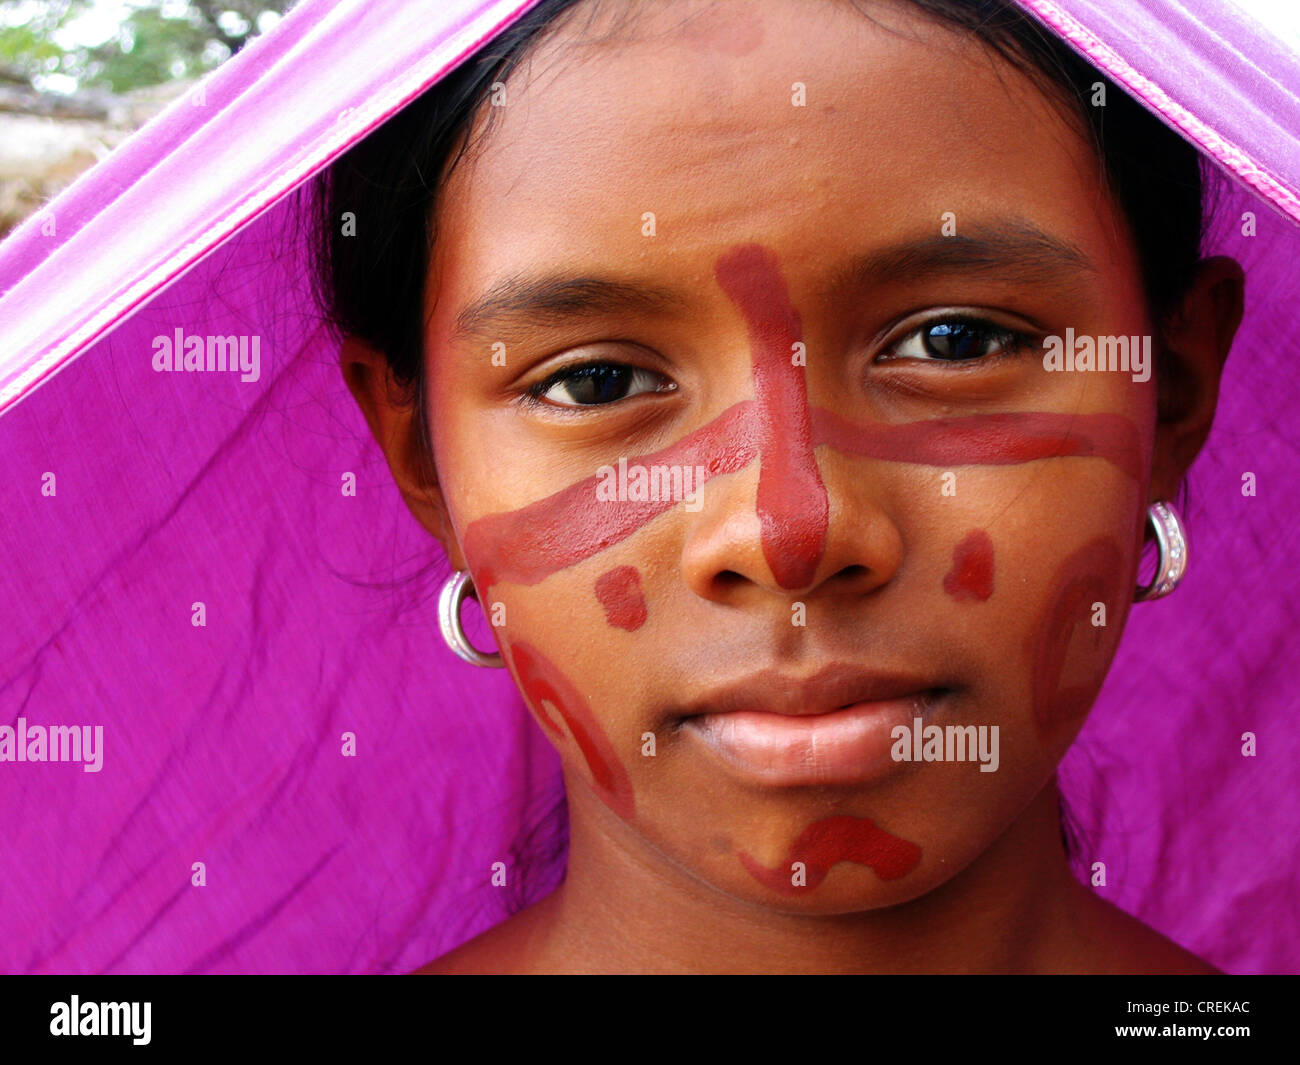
[715,244,829,590]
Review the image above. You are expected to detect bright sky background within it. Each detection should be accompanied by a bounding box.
[1234,0,1300,48]
[1,0,1296,93]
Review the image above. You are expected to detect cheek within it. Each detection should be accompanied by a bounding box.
[458,401,761,592]
[503,638,636,821]
[1028,536,1127,738]
[594,565,648,631]
[811,408,1144,482]
[714,243,829,590]
[943,529,995,602]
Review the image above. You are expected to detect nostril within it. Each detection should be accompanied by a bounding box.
[835,564,871,582]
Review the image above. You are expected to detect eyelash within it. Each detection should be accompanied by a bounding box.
[520,362,675,410]
[519,315,1037,410]
[882,314,1038,365]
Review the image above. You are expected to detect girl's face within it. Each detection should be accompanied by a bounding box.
[421,0,1158,911]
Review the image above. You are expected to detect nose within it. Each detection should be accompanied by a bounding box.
[681,240,903,604]
[680,446,904,603]
[708,242,828,589]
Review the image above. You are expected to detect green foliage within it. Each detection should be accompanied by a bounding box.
[1,0,295,94]
[85,7,217,91]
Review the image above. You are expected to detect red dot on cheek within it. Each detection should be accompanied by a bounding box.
[594,565,648,631]
[943,529,995,602]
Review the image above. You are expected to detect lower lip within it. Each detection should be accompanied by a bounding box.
[682,693,942,787]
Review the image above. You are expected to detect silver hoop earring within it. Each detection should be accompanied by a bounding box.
[438,570,505,668]
[1134,501,1188,602]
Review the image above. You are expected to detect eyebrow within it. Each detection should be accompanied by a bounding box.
[452,274,689,346]
[452,219,1095,345]
[830,220,1097,295]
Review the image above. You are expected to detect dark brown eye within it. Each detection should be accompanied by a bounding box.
[532,363,675,407]
[892,320,1026,361]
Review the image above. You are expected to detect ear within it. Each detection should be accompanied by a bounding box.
[1149,255,1245,503]
[341,336,468,570]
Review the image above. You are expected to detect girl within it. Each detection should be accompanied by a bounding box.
[317,0,1243,972]
[4,0,1292,977]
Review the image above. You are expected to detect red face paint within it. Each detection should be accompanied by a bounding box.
[1029,536,1124,736]
[594,565,648,631]
[463,402,1141,595]
[738,815,921,894]
[715,243,829,590]
[811,408,1143,483]
[462,400,760,592]
[943,529,994,602]
[461,243,1140,599]
[506,639,635,820]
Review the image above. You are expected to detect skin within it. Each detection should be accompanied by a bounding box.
[343,0,1244,973]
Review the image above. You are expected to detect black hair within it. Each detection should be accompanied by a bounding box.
[312,0,1206,398]
[311,0,1210,912]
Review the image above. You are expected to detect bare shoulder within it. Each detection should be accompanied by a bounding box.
[412,891,561,975]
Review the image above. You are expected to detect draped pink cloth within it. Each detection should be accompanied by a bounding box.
[0,0,1296,973]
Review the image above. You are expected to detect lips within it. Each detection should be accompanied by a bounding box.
[678,663,947,787]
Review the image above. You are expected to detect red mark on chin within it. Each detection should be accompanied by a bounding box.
[943,529,994,602]
[594,565,647,631]
[738,815,921,894]
[715,244,829,590]
[505,640,635,820]
[1030,536,1124,736]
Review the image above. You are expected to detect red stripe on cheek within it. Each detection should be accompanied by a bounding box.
[738,815,921,894]
[943,529,995,602]
[811,409,1143,481]
[1030,536,1124,737]
[506,640,635,820]
[462,401,760,592]
[462,401,759,592]
[715,244,829,589]
[594,565,648,631]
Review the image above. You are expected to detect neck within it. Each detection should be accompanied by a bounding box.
[534,776,1094,973]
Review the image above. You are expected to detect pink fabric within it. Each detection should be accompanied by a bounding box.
[0,0,1296,973]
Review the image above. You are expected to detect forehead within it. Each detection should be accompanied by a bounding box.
[430,0,1117,307]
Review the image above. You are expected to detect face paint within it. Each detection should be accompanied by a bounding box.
[457,242,1142,822]
[462,400,760,592]
[811,408,1144,483]
[506,639,636,820]
[462,240,1141,595]
[594,565,648,631]
[738,815,922,894]
[464,404,1141,594]
[943,529,994,602]
[714,243,829,589]
[1029,536,1125,737]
